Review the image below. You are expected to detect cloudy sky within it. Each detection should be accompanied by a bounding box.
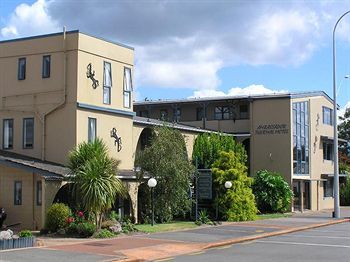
[1,0,350,111]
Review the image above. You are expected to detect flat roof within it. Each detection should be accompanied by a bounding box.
[134,91,334,106]
[0,30,134,50]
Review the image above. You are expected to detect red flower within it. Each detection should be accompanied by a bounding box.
[77,211,84,218]
[66,217,74,224]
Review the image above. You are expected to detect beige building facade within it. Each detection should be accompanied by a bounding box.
[135,92,340,212]
[0,31,207,229]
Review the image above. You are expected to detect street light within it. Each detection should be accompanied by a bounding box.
[224,181,232,189]
[148,177,157,226]
[332,10,350,218]
[336,75,350,96]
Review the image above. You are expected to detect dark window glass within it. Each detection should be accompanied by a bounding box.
[36,181,42,206]
[3,119,13,149]
[139,110,149,118]
[160,110,168,121]
[196,107,204,121]
[23,118,34,149]
[323,142,333,160]
[323,107,333,125]
[18,58,26,80]
[323,178,333,197]
[173,108,181,122]
[42,55,51,78]
[103,62,112,104]
[14,181,22,205]
[88,118,96,143]
[214,106,230,120]
[239,104,249,119]
[293,101,309,175]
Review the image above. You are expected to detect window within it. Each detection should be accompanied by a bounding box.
[103,62,112,104]
[173,108,181,122]
[139,110,149,118]
[18,58,26,80]
[323,142,333,160]
[88,117,96,143]
[293,102,309,175]
[123,67,132,108]
[323,107,333,125]
[239,104,249,119]
[160,110,168,121]
[323,177,333,197]
[214,106,230,120]
[3,119,13,149]
[14,181,22,205]
[23,118,34,149]
[36,181,42,206]
[42,55,51,78]
[196,107,204,121]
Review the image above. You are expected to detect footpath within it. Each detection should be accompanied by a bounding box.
[0,208,349,262]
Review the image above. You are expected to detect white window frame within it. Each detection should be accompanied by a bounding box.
[123,67,132,108]
[88,117,97,143]
[103,61,112,105]
[3,119,13,149]
[23,118,34,149]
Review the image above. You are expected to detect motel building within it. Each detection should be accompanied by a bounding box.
[0,30,342,230]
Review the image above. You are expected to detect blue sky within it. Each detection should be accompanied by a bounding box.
[1,0,350,111]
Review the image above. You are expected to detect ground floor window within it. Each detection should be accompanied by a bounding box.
[36,181,42,206]
[323,177,333,198]
[14,181,22,205]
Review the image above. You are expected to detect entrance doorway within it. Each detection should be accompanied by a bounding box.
[293,180,311,211]
[293,181,301,211]
[303,181,310,210]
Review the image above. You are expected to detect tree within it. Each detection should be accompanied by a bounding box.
[192,133,246,169]
[137,126,194,223]
[338,108,350,155]
[67,138,125,230]
[212,151,257,221]
[252,170,293,213]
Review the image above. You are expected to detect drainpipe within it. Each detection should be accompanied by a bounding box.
[40,27,68,161]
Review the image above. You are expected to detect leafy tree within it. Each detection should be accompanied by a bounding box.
[252,170,293,213]
[137,126,194,223]
[212,151,257,221]
[338,108,350,155]
[192,133,246,169]
[67,138,126,230]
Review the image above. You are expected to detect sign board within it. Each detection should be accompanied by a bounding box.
[255,124,289,135]
[197,170,212,200]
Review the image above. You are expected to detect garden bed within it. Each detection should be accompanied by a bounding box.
[0,237,35,250]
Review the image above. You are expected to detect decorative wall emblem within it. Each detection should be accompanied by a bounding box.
[86,63,99,89]
[110,128,122,152]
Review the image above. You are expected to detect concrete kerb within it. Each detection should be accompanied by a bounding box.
[203,218,350,250]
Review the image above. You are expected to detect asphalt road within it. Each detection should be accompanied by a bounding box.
[169,222,350,262]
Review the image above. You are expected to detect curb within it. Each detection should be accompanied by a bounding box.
[203,218,350,249]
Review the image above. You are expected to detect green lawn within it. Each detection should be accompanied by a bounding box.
[256,213,292,220]
[135,221,198,233]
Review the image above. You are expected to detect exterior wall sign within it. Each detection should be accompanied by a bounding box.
[110,128,122,152]
[197,170,212,200]
[86,63,99,89]
[255,124,289,135]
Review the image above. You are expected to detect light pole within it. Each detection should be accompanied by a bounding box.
[147,177,157,226]
[332,10,350,218]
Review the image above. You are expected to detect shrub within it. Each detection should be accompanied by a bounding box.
[253,170,293,213]
[212,151,257,221]
[66,223,79,236]
[45,203,70,233]
[18,230,32,238]
[76,222,95,237]
[101,220,116,229]
[94,229,115,238]
[121,217,138,233]
[196,210,213,225]
[340,182,350,206]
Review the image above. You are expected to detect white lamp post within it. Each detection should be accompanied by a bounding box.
[148,178,157,226]
[332,10,350,218]
[224,181,232,189]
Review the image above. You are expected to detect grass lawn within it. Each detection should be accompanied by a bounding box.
[135,221,198,233]
[256,213,292,220]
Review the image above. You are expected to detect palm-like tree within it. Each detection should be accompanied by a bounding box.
[68,138,125,230]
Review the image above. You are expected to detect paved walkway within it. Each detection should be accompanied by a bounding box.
[0,208,349,262]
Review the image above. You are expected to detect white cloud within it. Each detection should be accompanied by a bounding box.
[339,101,350,119]
[190,84,287,98]
[1,0,59,39]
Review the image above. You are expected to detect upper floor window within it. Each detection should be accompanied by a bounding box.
[160,109,168,121]
[323,142,333,161]
[88,117,97,143]
[323,107,333,125]
[23,118,34,149]
[36,181,42,206]
[18,58,26,80]
[214,106,230,120]
[14,181,22,205]
[323,177,333,198]
[42,55,51,78]
[103,62,112,104]
[139,110,149,118]
[196,107,204,121]
[124,67,132,108]
[239,104,249,119]
[3,119,13,149]
[173,108,181,122]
